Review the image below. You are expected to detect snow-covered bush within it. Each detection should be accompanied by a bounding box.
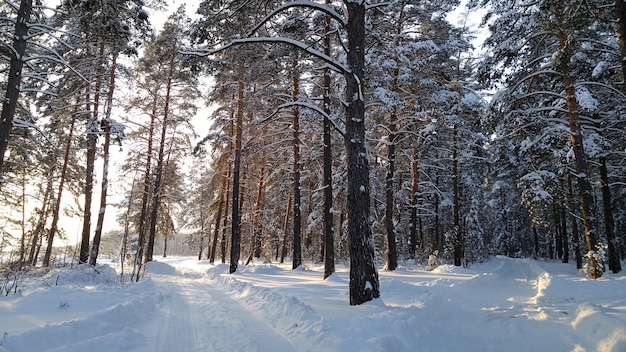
[582,244,606,279]
[427,250,439,271]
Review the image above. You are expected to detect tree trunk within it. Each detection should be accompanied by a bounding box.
[322,0,335,279]
[221,156,232,264]
[209,187,225,263]
[246,159,265,265]
[409,146,419,260]
[0,0,33,173]
[558,32,601,278]
[229,63,245,273]
[145,57,176,264]
[80,43,106,264]
[28,174,53,265]
[560,203,569,263]
[281,195,292,264]
[452,124,462,266]
[344,1,380,305]
[292,59,302,270]
[616,0,626,86]
[567,172,582,269]
[599,156,621,273]
[120,177,136,280]
[384,69,398,270]
[43,115,77,266]
[90,53,118,266]
[132,91,157,281]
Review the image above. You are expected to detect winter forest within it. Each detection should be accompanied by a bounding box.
[1,0,626,312]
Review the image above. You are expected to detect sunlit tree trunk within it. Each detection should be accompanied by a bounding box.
[557,32,600,278]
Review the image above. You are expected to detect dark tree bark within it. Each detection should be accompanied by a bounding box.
[198,188,206,260]
[452,124,462,267]
[221,133,233,264]
[145,57,176,264]
[280,195,292,264]
[599,156,621,273]
[0,0,33,174]
[28,175,53,265]
[409,146,419,260]
[43,115,77,266]
[246,159,265,265]
[133,84,157,281]
[90,53,118,266]
[384,74,398,271]
[80,43,106,264]
[567,172,582,269]
[209,187,225,263]
[560,202,569,263]
[229,63,245,273]
[557,31,601,278]
[344,1,380,305]
[292,59,302,270]
[322,0,335,279]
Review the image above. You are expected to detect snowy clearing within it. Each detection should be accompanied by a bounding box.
[1,256,625,351]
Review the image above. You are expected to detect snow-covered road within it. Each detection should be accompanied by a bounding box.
[1,256,625,351]
[144,274,295,351]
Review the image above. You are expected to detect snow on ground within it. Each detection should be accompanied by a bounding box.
[1,256,625,351]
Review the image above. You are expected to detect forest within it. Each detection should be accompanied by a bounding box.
[0,0,624,306]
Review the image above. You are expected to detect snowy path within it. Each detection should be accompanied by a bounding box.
[144,273,295,352]
[1,256,624,351]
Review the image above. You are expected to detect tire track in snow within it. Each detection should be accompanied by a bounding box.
[148,275,295,352]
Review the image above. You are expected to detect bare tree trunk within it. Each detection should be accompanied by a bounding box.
[120,177,136,281]
[567,172,582,269]
[28,167,53,265]
[246,160,265,265]
[281,195,292,264]
[43,115,77,266]
[89,53,118,266]
[560,202,569,263]
[452,125,462,267]
[292,58,302,270]
[133,90,157,281]
[560,42,600,277]
[229,63,245,273]
[145,57,176,264]
[0,0,33,173]
[198,188,206,261]
[209,186,225,263]
[322,0,335,279]
[344,1,380,305]
[599,156,621,273]
[80,43,106,264]
[385,77,398,271]
[409,146,419,260]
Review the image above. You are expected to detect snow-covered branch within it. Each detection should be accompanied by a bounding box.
[13,118,53,146]
[247,0,347,36]
[256,101,346,136]
[186,36,350,75]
